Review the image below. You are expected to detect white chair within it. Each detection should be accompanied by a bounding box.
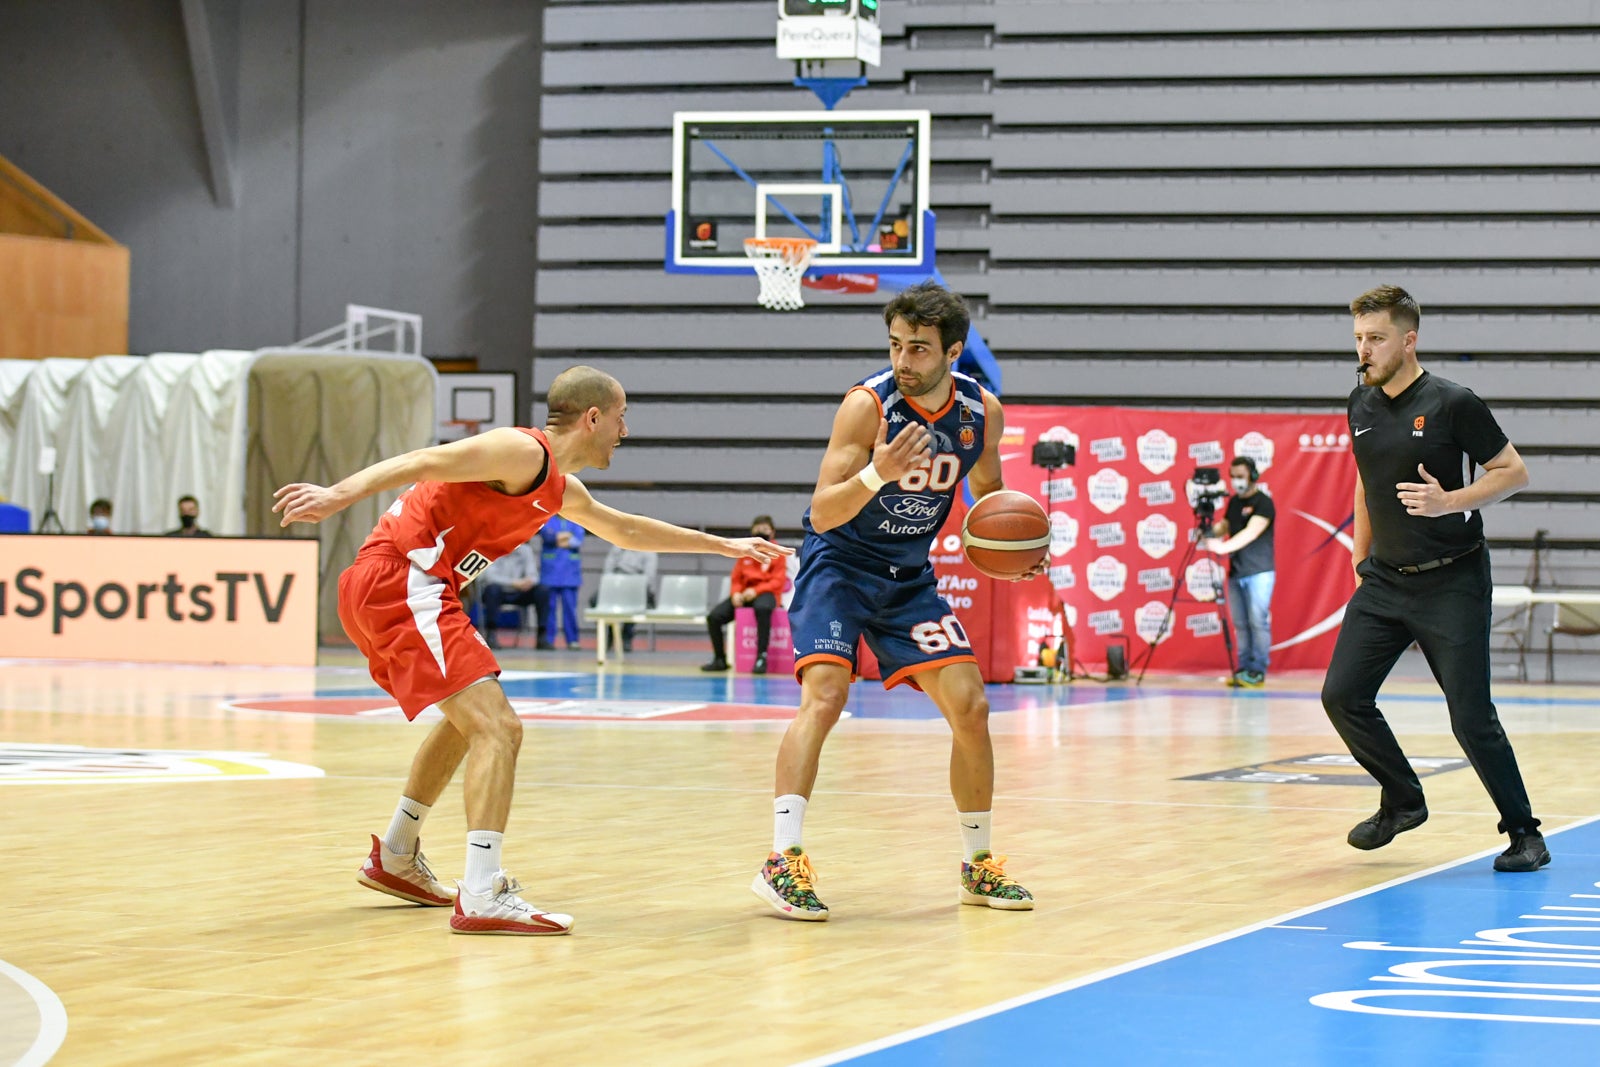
[585,573,648,665]
[1546,601,1600,682]
[1490,585,1534,681]
[639,574,711,652]
[651,575,710,620]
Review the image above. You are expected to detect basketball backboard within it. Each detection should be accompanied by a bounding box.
[666,110,933,276]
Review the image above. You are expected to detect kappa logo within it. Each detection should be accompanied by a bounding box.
[888,411,907,424]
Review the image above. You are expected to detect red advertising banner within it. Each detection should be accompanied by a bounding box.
[904,406,1355,682]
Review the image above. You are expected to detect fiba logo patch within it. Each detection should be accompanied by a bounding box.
[1088,469,1129,515]
[1136,514,1178,559]
[1087,555,1128,602]
[1136,428,1178,474]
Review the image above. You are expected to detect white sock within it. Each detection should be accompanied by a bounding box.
[958,811,992,862]
[382,796,430,856]
[463,830,504,894]
[773,794,808,853]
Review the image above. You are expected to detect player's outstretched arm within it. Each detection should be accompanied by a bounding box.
[558,477,793,563]
[808,388,932,533]
[272,427,546,526]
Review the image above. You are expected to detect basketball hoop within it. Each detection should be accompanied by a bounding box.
[744,237,817,311]
[443,419,482,443]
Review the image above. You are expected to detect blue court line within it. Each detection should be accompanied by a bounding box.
[305,673,1595,723]
[807,817,1600,1067]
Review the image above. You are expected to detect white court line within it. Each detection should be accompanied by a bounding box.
[791,813,1600,1067]
[0,958,67,1067]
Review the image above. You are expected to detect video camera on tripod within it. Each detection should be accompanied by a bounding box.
[1189,466,1227,527]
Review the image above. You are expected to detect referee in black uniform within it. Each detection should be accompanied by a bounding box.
[1321,285,1548,873]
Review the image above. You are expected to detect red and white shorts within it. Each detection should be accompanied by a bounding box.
[338,552,500,720]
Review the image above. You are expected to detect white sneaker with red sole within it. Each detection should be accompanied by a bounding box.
[450,871,573,936]
[357,834,456,906]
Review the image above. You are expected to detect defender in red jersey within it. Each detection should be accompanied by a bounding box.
[274,366,791,935]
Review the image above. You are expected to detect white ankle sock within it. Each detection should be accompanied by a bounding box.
[773,795,808,853]
[382,796,430,856]
[463,830,504,894]
[958,811,992,862]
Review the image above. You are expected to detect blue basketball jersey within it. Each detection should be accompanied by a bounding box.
[802,368,988,571]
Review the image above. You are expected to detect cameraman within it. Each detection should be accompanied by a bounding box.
[1204,457,1275,687]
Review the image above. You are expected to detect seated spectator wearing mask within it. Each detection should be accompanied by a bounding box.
[165,495,213,537]
[87,498,113,535]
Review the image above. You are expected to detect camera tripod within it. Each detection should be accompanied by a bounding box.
[1131,521,1239,685]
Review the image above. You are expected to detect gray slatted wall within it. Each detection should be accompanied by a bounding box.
[536,0,1600,593]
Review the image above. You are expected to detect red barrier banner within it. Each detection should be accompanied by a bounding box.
[856,406,1354,683]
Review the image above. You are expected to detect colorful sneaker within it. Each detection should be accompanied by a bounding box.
[357,834,455,906]
[751,847,829,921]
[960,851,1034,910]
[450,871,573,935]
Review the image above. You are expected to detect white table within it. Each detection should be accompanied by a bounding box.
[1490,586,1600,681]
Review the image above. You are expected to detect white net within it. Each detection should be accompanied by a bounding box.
[743,237,817,311]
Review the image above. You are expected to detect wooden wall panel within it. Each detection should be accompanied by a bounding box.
[0,234,130,359]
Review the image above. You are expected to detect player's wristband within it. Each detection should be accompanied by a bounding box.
[857,462,887,492]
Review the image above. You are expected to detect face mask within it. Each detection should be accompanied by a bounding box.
[180,514,197,529]
[1231,478,1250,494]
[90,515,110,531]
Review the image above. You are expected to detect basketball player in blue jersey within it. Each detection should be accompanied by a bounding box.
[752,281,1041,921]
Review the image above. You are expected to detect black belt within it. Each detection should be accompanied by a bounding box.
[1387,541,1484,575]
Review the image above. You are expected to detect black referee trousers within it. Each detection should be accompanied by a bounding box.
[1321,547,1538,834]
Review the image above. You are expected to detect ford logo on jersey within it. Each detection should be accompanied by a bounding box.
[881,494,945,521]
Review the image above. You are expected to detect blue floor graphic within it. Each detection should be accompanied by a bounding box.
[819,818,1600,1066]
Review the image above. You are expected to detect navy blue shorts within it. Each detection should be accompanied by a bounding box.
[788,536,978,689]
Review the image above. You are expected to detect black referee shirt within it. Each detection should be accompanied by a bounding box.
[1347,370,1509,567]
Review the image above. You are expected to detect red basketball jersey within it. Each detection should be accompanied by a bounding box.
[357,426,566,591]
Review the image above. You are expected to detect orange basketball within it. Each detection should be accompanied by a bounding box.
[961,490,1050,580]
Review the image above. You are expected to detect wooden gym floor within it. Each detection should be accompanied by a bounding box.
[3,646,1598,1065]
